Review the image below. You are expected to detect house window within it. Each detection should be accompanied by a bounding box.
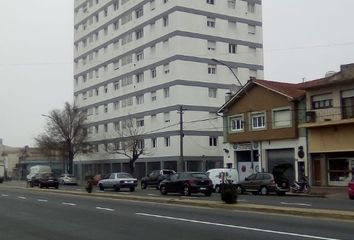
[151,68,156,78]
[206,0,214,5]
[113,1,119,11]
[104,104,108,113]
[104,85,108,93]
[164,112,170,123]
[136,95,144,105]
[104,124,108,132]
[163,64,170,74]
[114,121,120,131]
[137,139,145,149]
[114,81,120,90]
[121,54,132,66]
[209,137,217,146]
[113,142,120,150]
[95,106,99,115]
[341,89,354,119]
[121,75,133,87]
[312,93,333,109]
[273,108,292,128]
[136,51,144,62]
[121,11,132,25]
[95,125,99,133]
[208,88,217,98]
[136,118,144,127]
[163,16,169,26]
[207,17,215,28]
[122,33,132,45]
[135,28,144,39]
[208,64,216,74]
[114,101,120,110]
[136,72,144,83]
[135,8,143,18]
[104,27,108,35]
[164,88,170,98]
[251,112,266,130]
[113,21,119,30]
[247,2,255,13]
[228,0,236,9]
[229,43,237,54]
[248,25,256,34]
[165,137,170,147]
[113,60,119,70]
[230,115,244,131]
[207,40,216,51]
[95,88,99,96]
[104,8,108,17]
[151,138,157,148]
[151,91,157,101]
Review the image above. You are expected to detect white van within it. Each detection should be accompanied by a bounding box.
[206,168,239,193]
[26,165,52,180]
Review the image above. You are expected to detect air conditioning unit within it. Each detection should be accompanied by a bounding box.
[306,111,316,123]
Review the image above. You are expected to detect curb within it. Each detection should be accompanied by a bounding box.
[10,186,353,221]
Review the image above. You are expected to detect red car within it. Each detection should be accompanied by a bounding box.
[348,176,354,200]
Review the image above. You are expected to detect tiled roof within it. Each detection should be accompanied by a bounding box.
[252,79,305,100]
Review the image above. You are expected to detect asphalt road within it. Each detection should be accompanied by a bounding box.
[57,184,354,212]
[0,187,353,240]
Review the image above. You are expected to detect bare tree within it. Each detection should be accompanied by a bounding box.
[35,102,89,174]
[107,117,147,174]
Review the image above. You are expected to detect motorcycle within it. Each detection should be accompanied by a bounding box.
[291,176,310,193]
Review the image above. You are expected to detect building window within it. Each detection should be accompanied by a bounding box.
[113,21,119,30]
[135,8,143,18]
[114,101,120,110]
[95,125,99,134]
[208,88,217,98]
[104,104,108,113]
[164,88,170,98]
[137,139,145,149]
[95,106,99,115]
[136,72,144,83]
[104,27,108,35]
[164,112,170,123]
[229,43,237,54]
[273,108,292,128]
[151,68,156,78]
[208,64,216,74]
[136,118,144,127]
[121,75,133,87]
[136,51,144,62]
[151,91,157,101]
[207,40,216,51]
[113,142,120,150]
[151,138,157,148]
[341,89,354,119]
[165,137,170,147]
[251,112,266,130]
[312,93,333,109]
[206,0,214,5]
[121,11,132,25]
[247,2,255,13]
[209,137,217,146]
[228,0,236,9]
[121,54,133,66]
[113,1,119,11]
[150,0,156,10]
[104,85,108,93]
[95,88,99,96]
[104,124,108,132]
[122,33,132,45]
[163,15,169,26]
[230,115,244,131]
[135,28,144,39]
[114,121,120,131]
[207,17,215,28]
[163,64,170,74]
[136,95,144,105]
[248,25,256,34]
[114,81,120,90]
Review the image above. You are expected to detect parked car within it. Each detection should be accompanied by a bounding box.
[236,172,289,195]
[28,173,59,189]
[98,172,137,192]
[58,174,78,185]
[159,172,213,196]
[141,169,176,189]
[26,165,51,181]
[206,168,239,193]
[348,176,354,200]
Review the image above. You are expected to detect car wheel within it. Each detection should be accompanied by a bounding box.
[55,185,59,189]
[160,185,167,195]
[215,185,221,193]
[204,191,212,197]
[183,185,191,196]
[260,186,269,195]
[99,184,104,191]
[130,187,135,192]
[236,185,244,194]
[141,181,147,190]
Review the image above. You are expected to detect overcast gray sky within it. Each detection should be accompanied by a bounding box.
[0,0,354,147]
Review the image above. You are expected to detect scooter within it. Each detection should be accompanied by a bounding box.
[291,176,310,193]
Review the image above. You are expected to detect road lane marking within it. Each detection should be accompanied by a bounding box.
[147,193,159,196]
[18,196,27,200]
[280,202,312,207]
[62,202,76,206]
[96,207,115,212]
[118,192,131,195]
[37,199,48,202]
[1,194,9,197]
[75,189,82,191]
[237,199,247,202]
[136,213,340,240]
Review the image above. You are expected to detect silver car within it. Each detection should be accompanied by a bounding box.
[58,174,78,185]
[98,172,137,192]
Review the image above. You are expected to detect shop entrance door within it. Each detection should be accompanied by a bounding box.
[313,159,321,186]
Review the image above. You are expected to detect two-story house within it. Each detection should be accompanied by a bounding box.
[299,64,354,187]
[217,79,306,182]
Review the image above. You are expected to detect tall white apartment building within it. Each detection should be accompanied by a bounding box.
[73,0,263,178]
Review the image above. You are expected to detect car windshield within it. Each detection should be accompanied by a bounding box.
[117,173,133,178]
[162,170,174,175]
[191,173,208,180]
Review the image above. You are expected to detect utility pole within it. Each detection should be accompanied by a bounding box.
[178,105,185,172]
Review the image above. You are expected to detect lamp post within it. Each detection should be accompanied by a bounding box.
[212,58,255,173]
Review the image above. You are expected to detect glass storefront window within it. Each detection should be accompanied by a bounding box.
[328,159,349,181]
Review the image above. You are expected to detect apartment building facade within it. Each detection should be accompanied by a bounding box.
[73,0,263,178]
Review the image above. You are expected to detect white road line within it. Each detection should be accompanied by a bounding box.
[37,199,48,202]
[1,194,9,197]
[75,189,82,191]
[280,202,312,207]
[96,207,115,212]
[62,202,76,206]
[136,213,340,240]
[147,194,158,196]
[119,192,131,195]
[237,199,247,202]
[18,196,27,200]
